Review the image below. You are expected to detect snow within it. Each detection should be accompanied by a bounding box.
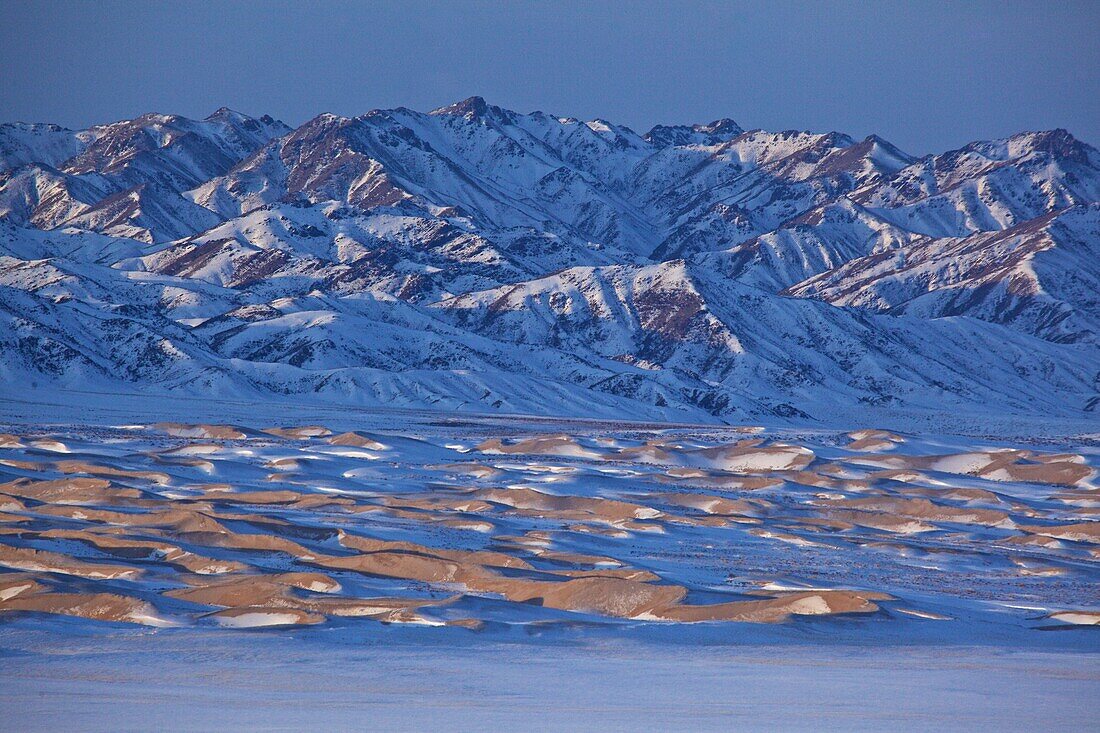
[1,101,1097,426]
[212,612,307,628]
[1,629,1097,732]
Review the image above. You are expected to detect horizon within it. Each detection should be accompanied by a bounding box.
[3,94,1095,159]
[3,1,1098,156]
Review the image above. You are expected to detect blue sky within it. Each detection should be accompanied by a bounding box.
[2,0,1097,154]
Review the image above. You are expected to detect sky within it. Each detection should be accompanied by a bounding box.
[2,0,1097,155]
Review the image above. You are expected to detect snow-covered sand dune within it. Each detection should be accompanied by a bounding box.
[0,402,1096,728]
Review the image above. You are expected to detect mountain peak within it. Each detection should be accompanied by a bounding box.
[206,106,247,122]
[1019,128,1093,161]
[644,118,743,147]
[698,118,743,136]
[431,96,492,118]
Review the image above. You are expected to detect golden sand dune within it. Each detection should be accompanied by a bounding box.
[445,617,484,629]
[263,425,332,439]
[930,487,1006,504]
[820,497,1012,528]
[429,462,501,479]
[159,443,225,456]
[167,573,338,607]
[154,423,247,440]
[473,487,661,523]
[265,457,307,470]
[379,495,495,514]
[339,532,532,570]
[0,494,27,512]
[316,543,677,618]
[813,509,934,534]
[0,574,43,601]
[652,492,761,516]
[328,432,388,450]
[436,518,496,533]
[0,543,141,579]
[691,441,815,473]
[1050,488,1100,508]
[0,433,24,448]
[177,529,317,559]
[0,457,42,470]
[653,590,885,623]
[1,420,1091,632]
[33,505,232,536]
[611,438,815,474]
[615,442,680,464]
[987,460,1094,487]
[1,477,143,505]
[849,449,1093,487]
[54,460,171,485]
[846,430,904,452]
[313,528,890,623]
[38,528,178,558]
[863,468,931,484]
[314,550,475,583]
[999,534,1064,549]
[548,567,662,582]
[1019,522,1100,544]
[1,591,165,625]
[154,457,216,473]
[507,576,686,617]
[477,435,602,459]
[288,494,357,510]
[33,528,246,574]
[201,488,305,505]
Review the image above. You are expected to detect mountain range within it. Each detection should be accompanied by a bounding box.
[2,97,1098,425]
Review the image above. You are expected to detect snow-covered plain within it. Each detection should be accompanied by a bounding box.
[4,628,1097,732]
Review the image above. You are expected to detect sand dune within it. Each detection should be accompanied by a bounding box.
[328,432,388,450]
[263,426,332,439]
[1,590,162,625]
[0,419,1092,634]
[474,487,661,524]
[653,590,884,623]
[822,497,1012,527]
[55,460,172,485]
[1,476,143,505]
[0,543,141,579]
[0,433,24,448]
[154,423,247,440]
[1019,522,1100,544]
[477,435,602,459]
[849,449,1093,487]
[847,429,905,451]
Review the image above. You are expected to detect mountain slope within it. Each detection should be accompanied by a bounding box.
[1,100,1098,425]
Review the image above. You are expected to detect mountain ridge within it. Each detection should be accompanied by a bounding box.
[1,99,1097,425]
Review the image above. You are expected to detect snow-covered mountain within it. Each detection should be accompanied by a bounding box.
[2,99,1098,424]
